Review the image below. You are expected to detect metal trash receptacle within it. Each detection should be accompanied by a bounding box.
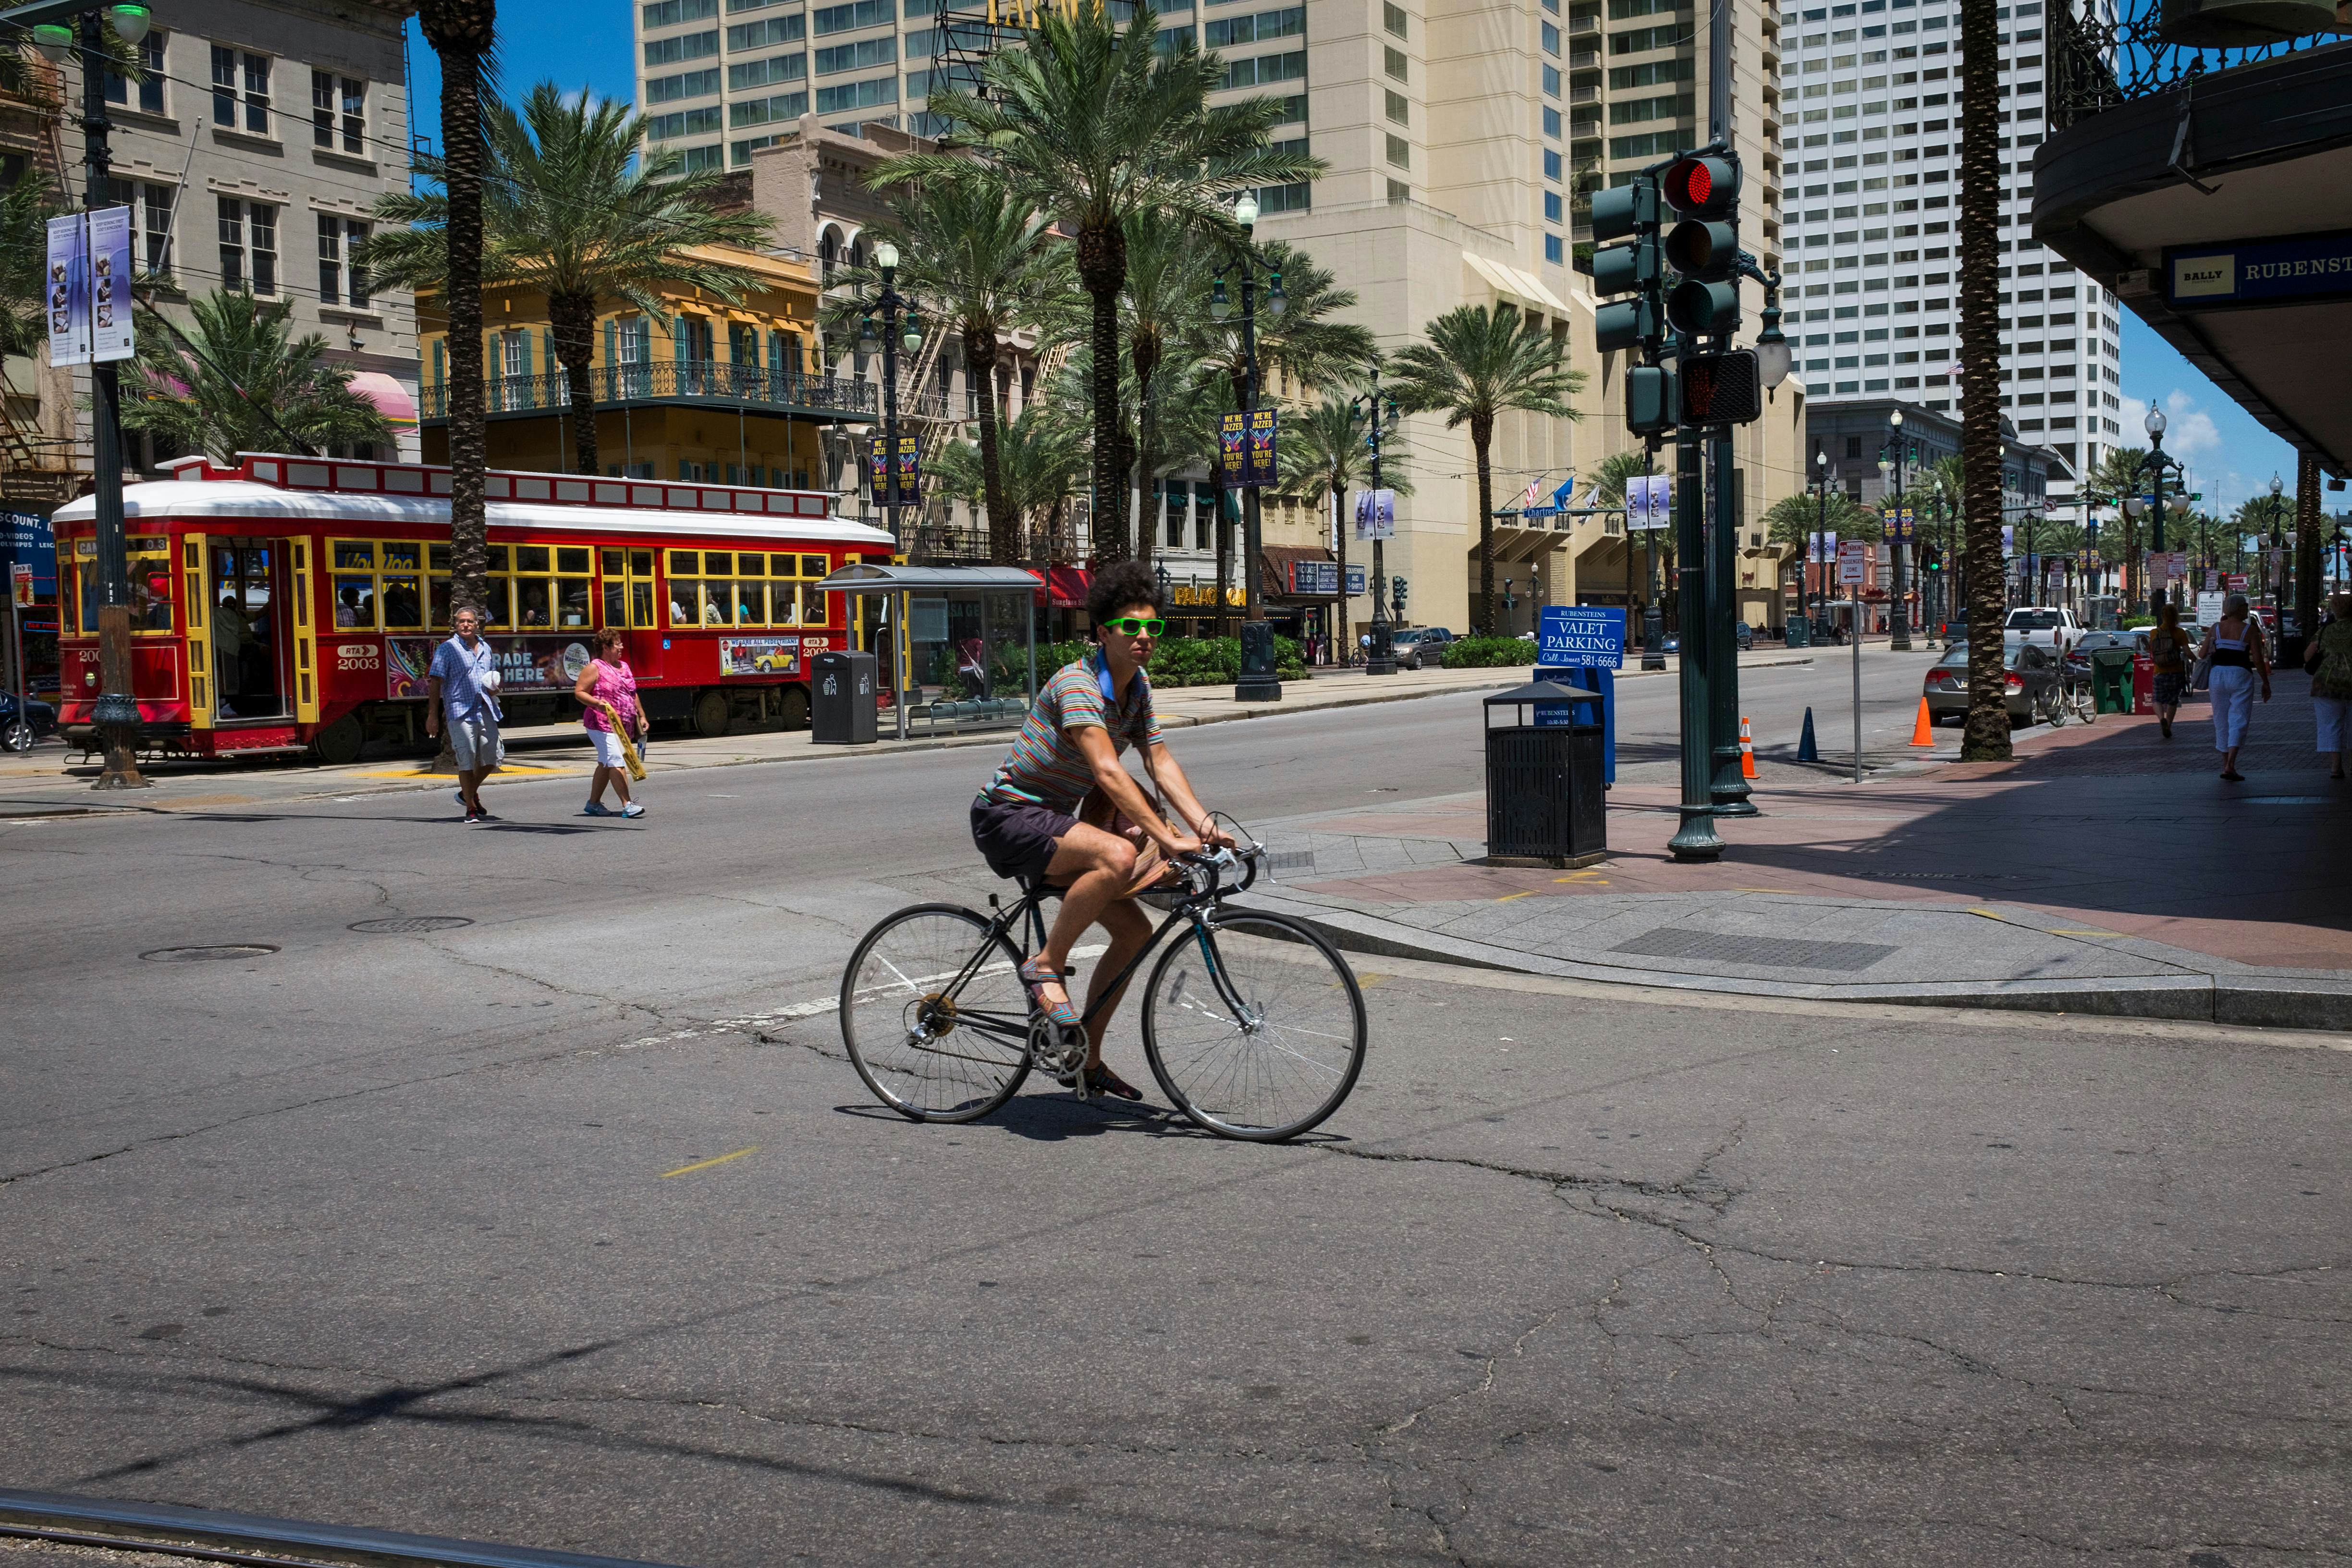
[810,649,878,745]
[2089,647,2134,713]
[1784,616,1811,649]
[1481,680,1606,868]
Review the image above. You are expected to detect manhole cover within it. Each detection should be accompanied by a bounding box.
[2242,796,2334,806]
[348,916,475,934]
[1610,928,1897,973]
[141,944,279,963]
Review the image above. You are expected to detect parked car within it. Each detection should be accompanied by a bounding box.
[1388,626,1457,669]
[0,690,56,751]
[1923,640,2062,726]
[2072,628,2149,660]
[2003,605,2082,657]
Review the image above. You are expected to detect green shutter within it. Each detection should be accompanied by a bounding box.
[431,339,443,387]
[673,316,688,363]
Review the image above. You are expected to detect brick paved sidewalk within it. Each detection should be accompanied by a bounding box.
[1240,672,2352,1028]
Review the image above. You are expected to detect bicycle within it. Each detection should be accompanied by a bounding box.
[2047,655,2097,727]
[838,818,1368,1142]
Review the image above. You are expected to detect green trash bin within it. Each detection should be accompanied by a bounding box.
[1784,616,1812,649]
[2090,647,2134,713]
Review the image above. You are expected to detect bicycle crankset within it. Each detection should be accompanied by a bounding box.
[1029,1017,1089,1092]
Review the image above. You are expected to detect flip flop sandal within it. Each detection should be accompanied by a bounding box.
[1017,957,1081,1029]
[1084,1063,1144,1102]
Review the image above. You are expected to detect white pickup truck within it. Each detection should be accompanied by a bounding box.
[2003,606,2082,657]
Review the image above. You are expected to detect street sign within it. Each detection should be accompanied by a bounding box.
[2227,573,2248,593]
[1837,539,1869,586]
[1537,605,1626,669]
[10,563,30,607]
[2195,590,2225,626]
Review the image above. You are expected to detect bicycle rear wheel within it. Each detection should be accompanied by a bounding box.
[1140,911,1367,1142]
[840,904,1031,1123]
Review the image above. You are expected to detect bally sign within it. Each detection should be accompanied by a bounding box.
[2166,229,2352,308]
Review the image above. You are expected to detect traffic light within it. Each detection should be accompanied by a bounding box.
[1626,362,1677,438]
[1661,152,1742,339]
[1590,177,1662,356]
[1678,348,1761,427]
[1392,575,1408,618]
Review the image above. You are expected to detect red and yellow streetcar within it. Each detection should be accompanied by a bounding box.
[50,453,895,763]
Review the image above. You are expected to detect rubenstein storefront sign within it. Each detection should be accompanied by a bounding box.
[2166,230,2352,307]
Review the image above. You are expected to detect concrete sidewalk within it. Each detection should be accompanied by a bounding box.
[0,649,1815,812]
[1240,674,2352,1030]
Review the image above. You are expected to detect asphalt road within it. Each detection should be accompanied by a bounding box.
[7,649,2344,1566]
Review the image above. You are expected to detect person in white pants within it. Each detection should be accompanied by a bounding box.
[2200,593,2270,782]
[2304,593,2352,780]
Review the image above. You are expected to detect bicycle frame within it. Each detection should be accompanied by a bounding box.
[918,856,1262,1050]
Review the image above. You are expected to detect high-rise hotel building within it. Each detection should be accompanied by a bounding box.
[1774,0,2124,484]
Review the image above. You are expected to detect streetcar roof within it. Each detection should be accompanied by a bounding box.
[52,480,896,546]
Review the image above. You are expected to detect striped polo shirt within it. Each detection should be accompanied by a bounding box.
[981,649,1162,812]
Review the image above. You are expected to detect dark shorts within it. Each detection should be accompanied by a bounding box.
[971,795,1078,883]
[2153,670,2186,706]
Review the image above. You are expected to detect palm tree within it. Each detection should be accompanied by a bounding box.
[880,5,1318,561]
[931,404,1089,562]
[0,177,56,365]
[415,0,498,616]
[1279,389,1415,656]
[2087,444,2149,605]
[121,292,393,462]
[1956,0,2005,758]
[1763,488,1881,627]
[366,82,773,479]
[851,177,1053,565]
[1386,303,1583,635]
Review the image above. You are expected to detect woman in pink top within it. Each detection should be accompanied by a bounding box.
[573,627,647,819]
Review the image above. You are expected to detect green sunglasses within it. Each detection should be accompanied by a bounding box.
[1102,616,1166,636]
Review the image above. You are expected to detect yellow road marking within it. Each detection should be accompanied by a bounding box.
[1357,972,1387,987]
[1967,908,2005,919]
[2050,928,2126,937]
[1496,891,1536,902]
[660,1145,760,1178]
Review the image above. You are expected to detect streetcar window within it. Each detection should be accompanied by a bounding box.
[600,549,624,575]
[515,578,552,626]
[630,581,654,627]
[429,544,452,571]
[769,552,796,576]
[333,540,375,570]
[733,579,763,625]
[381,576,424,629]
[556,547,591,575]
[558,578,591,627]
[514,545,551,575]
[429,576,453,629]
[802,554,828,577]
[669,580,694,624]
[698,582,726,626]
[735,553,765,577]
[381,542,421,571]
[77,563,97,632]
[668,550,698,574]
[603,579,627,629]
[629,550,654,577]
[481,578,512,629]
[333,577,376,628]
[486,546,510,573]
[772,584,801,627]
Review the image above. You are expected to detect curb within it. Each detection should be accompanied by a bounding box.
[1238,888,2352,1033]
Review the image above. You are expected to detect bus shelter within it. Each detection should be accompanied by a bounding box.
[812,563,1041,743]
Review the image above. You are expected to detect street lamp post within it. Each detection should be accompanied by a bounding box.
[1882,409,1911,650]
[1640,445,1665,669]
[1350,368,1398,675]
[22,0,159,788]
[1812,447,1830,640]
[2144,406,2172,615]
[854,242,921,554]
[1210,193,1284,700]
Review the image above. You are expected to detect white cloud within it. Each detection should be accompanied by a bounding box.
[2160,389,2223,466]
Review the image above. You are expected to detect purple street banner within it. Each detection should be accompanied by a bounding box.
[89,205,134,362]
[1246,407,1277,486]
[45,213,88,368]
[893,434,921,504]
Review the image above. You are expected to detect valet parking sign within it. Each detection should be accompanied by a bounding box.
[46,207,135,368]
[1537,605,1626,669]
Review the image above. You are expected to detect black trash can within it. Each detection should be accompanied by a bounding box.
[810,649,878,745]
[1481,680,1607,868]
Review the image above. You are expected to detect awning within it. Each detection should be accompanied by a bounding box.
[1260,544,1339,598]
[1463,251,1571,316]
[813,562,1046,594]
[1044,564,1092,609]
[349,371,418,429]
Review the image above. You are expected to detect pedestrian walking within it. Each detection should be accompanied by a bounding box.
[574,627,646,818]
[2199,592,2270,782]
[424,606,502,822]
[2303,592,2352,780]
[2147,602,2193,738]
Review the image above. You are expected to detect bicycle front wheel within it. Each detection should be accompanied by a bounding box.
[1140,911,1367,1142]
[840,904,1031,1123]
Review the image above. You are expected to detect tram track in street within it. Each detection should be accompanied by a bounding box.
[0,1489,682,1568]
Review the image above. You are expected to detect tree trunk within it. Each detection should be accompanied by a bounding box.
[435,46,490,618]
[1132,337,1159,572]
[1473,411,1495,636]
[1075,220,1127,562]
[966,324,1015,564]
[549,290,600,478]
[1956,0,2009,762]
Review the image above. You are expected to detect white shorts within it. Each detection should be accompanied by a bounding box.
[589,727,629,767]
[449,716,502,772]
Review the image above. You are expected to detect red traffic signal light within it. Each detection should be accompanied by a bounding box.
[1678,349,1763,427]
[1663,154,1740,219]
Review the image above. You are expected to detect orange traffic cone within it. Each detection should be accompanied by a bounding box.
[1740,715,1758,779]
[1910,696,1936,747]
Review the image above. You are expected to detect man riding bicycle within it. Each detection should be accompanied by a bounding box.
[970,560,1228,1101]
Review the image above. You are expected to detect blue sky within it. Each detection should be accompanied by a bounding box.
[406,12,2312,514]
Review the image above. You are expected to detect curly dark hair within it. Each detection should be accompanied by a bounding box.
[1087,558,1162,632]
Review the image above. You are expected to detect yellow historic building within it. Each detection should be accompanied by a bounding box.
[416,245,868,486]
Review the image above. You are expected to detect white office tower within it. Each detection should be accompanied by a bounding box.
[1776,0,2123,489]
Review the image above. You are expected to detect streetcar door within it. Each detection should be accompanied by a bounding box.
[208,538,288,721]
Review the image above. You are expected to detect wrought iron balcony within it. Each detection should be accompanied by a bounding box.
[2048,0,2340,131]
[419,362,881,424]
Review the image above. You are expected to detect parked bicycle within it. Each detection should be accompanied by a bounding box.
[2046,651,2099,727]
[838,818,1367,1142]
